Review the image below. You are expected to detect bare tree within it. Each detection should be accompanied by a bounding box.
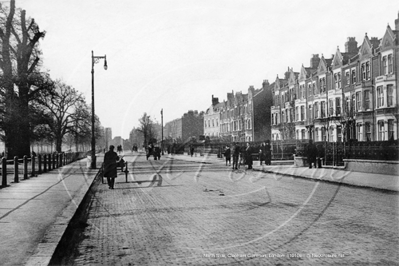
[0,0,48,158]
[138,113,157,148]
[35,80,87,152]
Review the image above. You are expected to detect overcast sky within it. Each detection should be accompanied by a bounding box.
[14,0,399,139]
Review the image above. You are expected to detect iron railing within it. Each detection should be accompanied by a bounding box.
[1,152,87,188]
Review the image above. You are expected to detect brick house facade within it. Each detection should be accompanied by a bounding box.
[164,110,204,143]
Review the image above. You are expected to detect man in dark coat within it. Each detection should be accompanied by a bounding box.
[104,145,119,189]
[232,143,240,170]
[307,140,318,169]
[265,140,272,165]
[259,142,266,165]
[154,145,161,160]
[147,143,153,160]
[189,145,195,157]
[245,142,253,170]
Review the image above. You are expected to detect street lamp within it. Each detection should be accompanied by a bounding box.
[91,50,107,169]
[161,109,164,155]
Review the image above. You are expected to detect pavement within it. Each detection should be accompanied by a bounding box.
[165,152,399,192]
[0,155,103,266]
[0,151,397,266]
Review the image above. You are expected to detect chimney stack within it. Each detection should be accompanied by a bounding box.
[345,37,358,54]
[310,54,320,69]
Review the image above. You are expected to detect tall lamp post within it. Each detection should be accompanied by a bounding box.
[161,109,164,155]
[91,50,107,169]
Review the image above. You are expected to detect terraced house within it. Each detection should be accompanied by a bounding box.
[218,81,272,143]
[203,96,223,139]
[273,15,399,143]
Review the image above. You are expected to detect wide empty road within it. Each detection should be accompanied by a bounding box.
[54,152,399,265]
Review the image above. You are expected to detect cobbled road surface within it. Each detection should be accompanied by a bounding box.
[55,152,399,265]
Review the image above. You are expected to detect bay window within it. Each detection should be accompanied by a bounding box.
[336,97,341,116]
[387,85,394,107]
[329,99,334,116]
[321,101,326,118]
[378,121,384,141]
[388,54,393,74]
[364,90,370,110]
[356,92,361,111]
[377,86,384,108]
[351,69,356,84]
[382,56,388,75]
[365,122,371,141]
[388,120,394,140]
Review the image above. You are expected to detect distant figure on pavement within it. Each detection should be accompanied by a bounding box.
[117,145,123,155]
[232,143,240,170]
[224,145,231,166]
[306,140,318,169]
[259,142,265,165]
[245,142,253,170]
[190,145,195,157]
[147,143,154,160]
[265,140,271,165]
[104,145,119,189]
[154,145,161,160]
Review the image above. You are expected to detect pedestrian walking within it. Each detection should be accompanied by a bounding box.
[117,145,123,154]
[265,140,272,165]
[189,144,195,157]
[147,143,153,160]
[245,142,253,170]
[232,143,240,170]
[154,145,161,160]
[104,145,120,189]
[259,142,265,165]
[223,145,231,166]
[306,140,318,169]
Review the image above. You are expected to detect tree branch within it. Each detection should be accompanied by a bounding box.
[27,57,39,74]
[27,18,34,32]
[10,24,21,44]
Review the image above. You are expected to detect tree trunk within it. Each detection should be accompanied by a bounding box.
[56,137,62,153]
[5,97,31,159]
